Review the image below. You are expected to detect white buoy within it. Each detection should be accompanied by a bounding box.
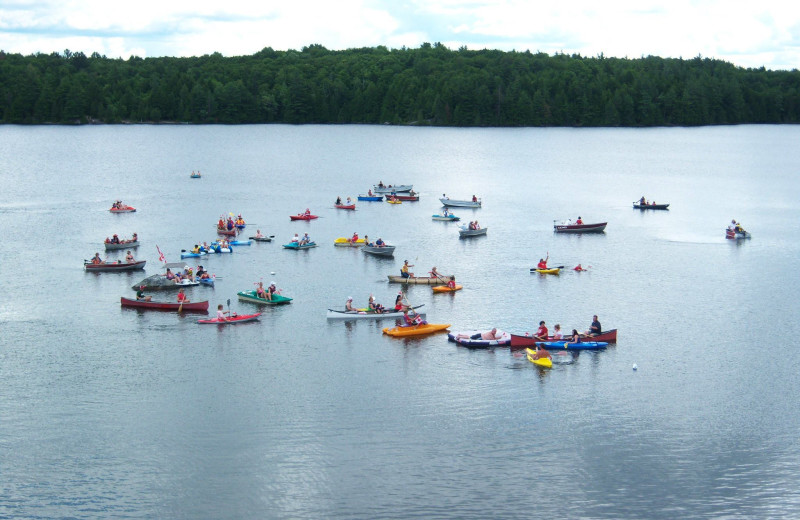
[270,272,276,275]
[632,363,638,371]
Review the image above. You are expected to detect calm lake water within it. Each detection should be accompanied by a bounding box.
[1,124,799,519]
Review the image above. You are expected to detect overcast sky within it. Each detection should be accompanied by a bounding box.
[1,0,798,70]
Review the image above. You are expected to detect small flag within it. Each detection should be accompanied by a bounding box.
[156,245,166,263]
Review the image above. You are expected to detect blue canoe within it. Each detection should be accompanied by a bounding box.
[536,341,608,351]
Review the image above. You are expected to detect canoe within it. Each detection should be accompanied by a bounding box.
[459,227,487,238]
[392,194,419,201]
[448,330,511,347]
[237,290,293,305]
[249,236,273,242]
[216,228,237,236]
[85,260,146,271]
[510,329,618,347]
[104,240,139,251]
[363,245,395,257]
[432,214,460,221]
[197,312,261,324]
[387,275,454,284]
[120,296,209,311]
[283,241,317,249]
[229,240,251,246]
[531,268,560,275]
[289,214,318,221]
[357,195,383,201]
[535,341,608,351]
[326,304,425,320]
[109,205,136,213]
[334,238,365,247]
[382,323,450,337]
[526,349,553,368]
[633,202,670,210]
[554,222,607,233]
[198,277,215,287]
[726,230,752,240]
[132,275,199,290]
[373,184,413,194]
[440,198,481,208]
[432,284,462,293]
[386,198,402,204]
[335,204,356,210]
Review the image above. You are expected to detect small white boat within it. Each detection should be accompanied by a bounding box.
[362,245,395,257]
[459,226,487,238]
[440,197,481,208]
[373,184,413,194]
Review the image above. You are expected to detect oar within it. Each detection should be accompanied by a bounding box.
[178,295,184,313]
[227,298,232,320]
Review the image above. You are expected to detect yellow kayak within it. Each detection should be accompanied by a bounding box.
[383,323,450,337]
[334,237,365,247]
[533,268,560,275]
[526,348,553,368]
[432,284,462,293]
[386,199,402,204]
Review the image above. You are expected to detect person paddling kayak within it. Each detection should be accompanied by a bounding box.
[537,253,549,270]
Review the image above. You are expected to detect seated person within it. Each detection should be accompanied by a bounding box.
[552,324,563,340]
[576,216,583,225]
[394,293,408,312]
[165,268,177,281]
[135,285,151,301]
[91,253,103,264]
[345,297,356,311]
[196,266,208,279]
[351,232,359,243]
[336,196,342,205]
[111,234,120,244]
[176,289,189,303]
[300,233,311,245]
[535,321,548,339]
[530,345,552,360]
[291,233,300,243]
[402,309,427,326]
[125,251,135,263]
[254,229,264,238]
[256,282,268,299]
[400,260,414,278]
[368,295,384,313]
[447,276,457,289]
[267,282,279,300]
[375,238,385,247]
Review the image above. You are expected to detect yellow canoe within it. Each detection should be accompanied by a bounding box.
[432,284,463,293]
[383,323,450,337]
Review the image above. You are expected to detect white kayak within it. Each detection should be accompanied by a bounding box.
[326,304,424,320]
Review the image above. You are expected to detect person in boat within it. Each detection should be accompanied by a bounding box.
[430,267,443,280]
[394,293,408,312]
[110,234,120,244]
[183,267,194,281]
[552,324,563,340]
[400,260,415,278]
[125,250,135,263]
[291,233,300,244]
[472,194,478,202]
[196,266,209,279]
[566,329,582,345]
[256,281,268,299]
[345,297,356,312]
[442,193,448,200]
[368,295,384,313]
[254,229,264,238]
[218,217,225,230]
[588,315,602,335]
[131,233,138,242]
[535,321,549,340]
[91,252,103,264]
[367,189,373,196]
[216,304,230,320]
[531,345,552,360]
[576,216,583,225]
[447,276,457,290]
[304,208,311,216]
[362,235,370,246]
[639,196,647,205]
[458,328,500,341]
[300,233,311,246]
[375,238,385,247]
[537,253,549,270]
[346,197,352,204]
[177,288,190,303]
[336,196,342,205]
[165,268,177,281]
[104,237,111,244]
[135,285,151,302]
[267,282,280,301]
[574,264,587,271]
[351,232,359,243]
[474,220,480,229]
[378,181,385,188]
[226,217,235,231]
[443,208,450,217]
[401,308,427,326]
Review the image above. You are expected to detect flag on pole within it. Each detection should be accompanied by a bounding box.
[156,245,166,263]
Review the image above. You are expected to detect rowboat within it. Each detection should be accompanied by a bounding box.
[459,227,487,238]
[237,290,293,305]
[109,204,136,213]
[432,284,462,293]
[510,329,618,348]
[229,240,251,246]
[363,245,395,257]
[335,204,356,210]
[357,195,383,201]
[132,274,199,290]
[216,228,237,236]
[373,184,413,194]
[283,241,317,249]
[633,202,669,210]
[448,330,511,347]
[326,304,425,320]
[120,296,209,311]
[290,214,318,221]
[726,230,751,240]
[387,275,453,284]
[432,214,460,221]
[85,260,146,271]
[104,240,139,251]
[535,341,608,351]
[526,348,553,368]
[554,222,607,233]
[334,237,365,247]
[197,312,261,324]
[392,193,419,201]
[440,198,481,208]
[382,323,450,337]
[249,236,273,242]
[531,267,560,275]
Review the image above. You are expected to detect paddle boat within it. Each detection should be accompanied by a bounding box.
[459,226,487,238]
[283,241,317,250]
[526,348,553,368]
[197,312,261,324]
[432,214,460,221]
[382,323,450,337]
[363,244,395,257]
[432,284,462,293]
[109,202,136,213]
[290,212,318,221]
[535,341,608,351]
[206,243,233,254]
[633,202,669,210]
[84,259,146,272]
[326,305,425,320]
[448,329,511,347]
[553,220,607,233]
[237,290,293,305]
[387,275,454,284]
[510,329,618,348]
[357,194,384,201]
[335,204,356,210]
[334,237,366,247]
[440,196,481,208]
[190,172,201,179]
[373,184,413,194]
[120,297,209,312]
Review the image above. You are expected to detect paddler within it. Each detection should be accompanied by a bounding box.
[535,321,548,340]
[401,260,415,278]
[351,232,359,243]
[216,304,230,320]
[91,252,103,264]
[447,275,457,290]
[135,285,151,302]
[537,253,549,270]
[176,288,190,303]
[345,297,356,312]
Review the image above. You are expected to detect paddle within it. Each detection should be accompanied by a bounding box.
[227,298,232,320]
[178,294,184,313]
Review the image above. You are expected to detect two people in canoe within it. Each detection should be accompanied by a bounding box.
[401,260,415,278]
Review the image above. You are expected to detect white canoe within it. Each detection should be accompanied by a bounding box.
[327,304,425,319]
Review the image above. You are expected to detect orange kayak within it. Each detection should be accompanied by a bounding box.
[382,323,450,337]
[432,284,462,293]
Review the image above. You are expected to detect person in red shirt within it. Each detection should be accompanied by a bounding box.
[177,288,189,303]
[576,216,583,225]
[447,276,457,289]
[535,321,548,340]
[537,253,549,270]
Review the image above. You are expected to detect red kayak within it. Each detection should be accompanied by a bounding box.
[197,312,261,324]
[109,205,136,213]
[334,204,356,210]
[290,214,318,221]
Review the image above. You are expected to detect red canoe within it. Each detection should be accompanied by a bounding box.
[510,329,618,348]
[290,214,319,221]
[392,194,419,201]
[85,260,146,271]
[110,205,136,213]
[334,204,356,210]
[216,228,237,236]
[120,297,209,311]
[197,312,262,324]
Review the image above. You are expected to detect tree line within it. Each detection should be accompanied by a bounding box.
[1,43,799,126]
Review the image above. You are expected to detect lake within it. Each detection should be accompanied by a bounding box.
[1,124,799,519]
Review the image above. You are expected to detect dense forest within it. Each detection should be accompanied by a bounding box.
[1,43,800,126]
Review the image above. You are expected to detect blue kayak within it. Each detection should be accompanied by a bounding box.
[229,240,251,246]
[536,341,608,351]
[180,251,205,258]
[357,195,383,201]
[198,277,215,287]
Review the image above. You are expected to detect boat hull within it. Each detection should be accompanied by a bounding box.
[357,196,383,201]
[393,194,419,201]
[440,198,481,208]
[459,227,487,237]
[283,242,317,249]
[633,203,670,210]
[374,185,412,193]
[104,241,139,251]
[432,284,462,293]
[382,323,450,337]
[432,215,460,221]
[85,260,146,271]
[535,341,608,351]
[132,275,199,290]
[526,349,553,368]
[334,238,365,247]
[109,206,136,213]
[249,236,273,242]
[726,230,751,239]
[387,275,453,284]
[531,268,560,275]
[197,313,261,324]
[327,305,425,320]
[363,245,395,257]
[237,290,293,305]
[334,204,356,210]
[554,222,607,233]
[289,215,318,221]
[120,296,208,311]
[510,329,618,348]
[216,228,237,236]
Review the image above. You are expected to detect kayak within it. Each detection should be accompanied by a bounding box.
[237,290,293,305]
[432,284,462,293]
[387,275,454,284]
[536,341,608,351]
[249,236,273,242]
[448,330,511,347]
[432,214,460,221]
[386,198,402,204]
[633,202,670,210]
[327,304,425,320]
[109,205,136,213]
[510,329,618,347]
[290,214,318,221]
[198,277,214,287]
[283,241,317,249]
[120,296,209,311]
[181,251,206,258]
[229,240,251,246]
[197,312,261,324]
[382,323,450,337]
[357,195,383,201]
[531,268,560,275]
[334,237,365,247]
[334,204,356,210]
[526,348,553,368]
